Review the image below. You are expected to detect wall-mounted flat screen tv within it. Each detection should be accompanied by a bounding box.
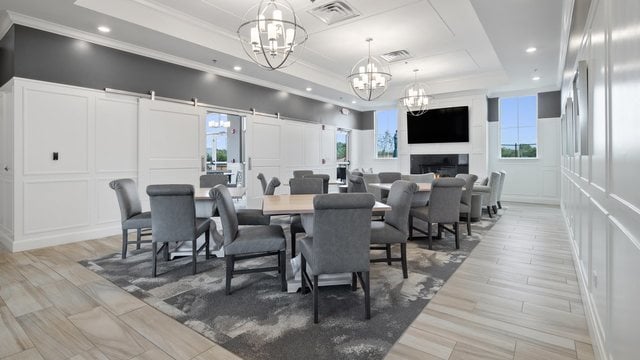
[407,106,469,143]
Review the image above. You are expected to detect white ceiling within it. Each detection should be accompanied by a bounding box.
[0,0,564,110]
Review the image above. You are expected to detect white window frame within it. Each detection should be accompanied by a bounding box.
[374,109,398,159]
[498,95,539,160]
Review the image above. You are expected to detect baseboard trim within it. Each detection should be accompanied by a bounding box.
[562,206,608,360]
[10,225,121,252]
[502,195,560,205]
[0,230,13,251]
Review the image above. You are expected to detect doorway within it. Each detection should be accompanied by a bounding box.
[206,112,243,186]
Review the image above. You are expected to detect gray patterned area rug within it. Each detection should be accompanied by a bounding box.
[81,215,499,360]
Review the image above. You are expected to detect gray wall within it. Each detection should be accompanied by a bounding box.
[360,111,375,130]
[10,25,366,129]
[0,26,15,87]
[488,91,561,122]
[487,97,499,122]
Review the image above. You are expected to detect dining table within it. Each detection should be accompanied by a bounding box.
[368,182,432,192]
[262,193,392,292]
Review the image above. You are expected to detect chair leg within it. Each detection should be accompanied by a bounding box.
[386,244,392,265]
[466,214,472,236]
[313,275,319,324]
[401,243,408,279]
[290,228,297,257]
[279,250,286,292]
[497,200,502,209]
[300,254,308,294]
[493,205,498,214]
[205,232,211,260]
[438,224,443,239]
[487,206,493,218]
[359,271,371,320]
[454,222,460,249]
[192,238,197,275]
[351,273,357,291]
[428,222,433,250]
[163,243,170,261]
[121,230,128,259]
[136,229,142,250]
[225,255,234,295]
[151,242,157,277]
[408,216,414,239]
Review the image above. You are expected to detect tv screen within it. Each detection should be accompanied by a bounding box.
[407,106,469,143]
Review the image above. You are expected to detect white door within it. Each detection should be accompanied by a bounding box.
[138,99,206,204]
[245,114,282,208]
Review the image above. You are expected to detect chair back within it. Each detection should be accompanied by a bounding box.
[385,180,418,235]
[408,173,435,183]
[497,171,507,201]
[362,173,382,201]
[455,173,478,206]
[378,172,402,183]
[487,171,501,205]
[109,179,143,223]
[289,178,323,195]
[303,174,330,194]
[264,177,281,195]
[146,185,197,243]
[200,174,228,188]
[257,173,268,194]
[428,178,465,223]
[293,170,313,178]
[351,171,364,177]
[312,193,375,274]
[347,175,368,193]
[209,185,239,246]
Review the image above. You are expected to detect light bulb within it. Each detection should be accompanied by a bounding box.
[285,28,294,46]
[259,15,266,32]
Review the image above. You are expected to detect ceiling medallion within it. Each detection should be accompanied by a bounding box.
[237,0,309,70]
[400,69,430,116]
[347,38,392,101]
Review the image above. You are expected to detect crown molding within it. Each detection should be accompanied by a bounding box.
[6,11,365,111]
[0,11,13,38]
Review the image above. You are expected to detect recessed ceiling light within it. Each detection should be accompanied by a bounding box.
[351,100,357,104]
[233,66,242,71]
[97,26,111,33]
[526,47,537,53]
[532,76,541,81]
[306,87,312,92]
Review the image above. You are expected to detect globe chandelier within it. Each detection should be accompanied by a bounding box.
[347,38,392,101]
[237,0,308,70]
[400,69,430,116]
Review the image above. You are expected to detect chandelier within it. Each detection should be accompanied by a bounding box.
[237,0,308,70]
[400,69,430,116]
[347,38,392,101]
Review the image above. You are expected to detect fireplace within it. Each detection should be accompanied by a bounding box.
[410,154,469,177]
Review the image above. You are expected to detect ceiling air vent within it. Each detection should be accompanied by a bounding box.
[308,1,360,25]
[380,50,413,63]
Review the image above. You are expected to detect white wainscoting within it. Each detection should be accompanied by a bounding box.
[0,80,15,249]
[560,0,640,358]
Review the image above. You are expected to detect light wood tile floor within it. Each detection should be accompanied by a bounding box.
[0,203,594,359]
[386,203,595,360]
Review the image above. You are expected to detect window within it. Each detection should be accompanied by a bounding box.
[375,109,398,158]
[206,112,230,170]
[500,95,537,158]
[336,129,349,163]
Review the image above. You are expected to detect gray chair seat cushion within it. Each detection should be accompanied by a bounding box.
[473,185,491,193]
[370,221,407,244]
[237,209,270,226]
[460,203,471,213]
[410,206,430,221]
[122,211,152,229]
[224,225,286,255]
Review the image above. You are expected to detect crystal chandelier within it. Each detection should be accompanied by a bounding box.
[400,69,430,116]
[237,0,308,70]
[347,38,392,101]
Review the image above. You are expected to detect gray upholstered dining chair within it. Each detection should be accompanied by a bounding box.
[474,171,501,217]
[293,170,313,178]
[455,173,478,236]
[109,179,152,259]
[497,170,507,209]
[299,193,376,323]
[410,177,465,250]
[200,174,228,188]
[370,180,418,279]
[303,174,330,194]
[351,171,364,177]
[210,185,286,295]
[257,173,268,194]
[289,177,323,256]
[348,174,368,193]
[236,177,281,226]
[362,173,382,202]
[146,184,211,277]
[377,172,402,202]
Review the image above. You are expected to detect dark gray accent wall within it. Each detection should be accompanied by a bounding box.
[538,91,561,118]
[0,26,15,87]
[11,25,365,129]
[360,111,375,130]
[487,97,499,122]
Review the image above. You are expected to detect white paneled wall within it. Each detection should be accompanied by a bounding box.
[488,116,561,205]
[353,92,488,179]
[561,0,640,359]
[8,78,138,251]
[0,80,15,249]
